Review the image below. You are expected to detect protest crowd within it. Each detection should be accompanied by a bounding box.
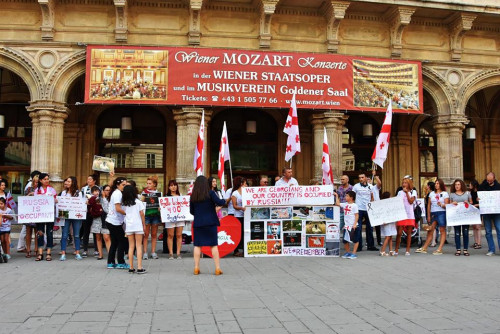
[1,167,499,274]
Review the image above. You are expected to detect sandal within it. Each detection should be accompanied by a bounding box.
[433,250,443,255]
[46,254,52,261]
[455,250,461,256]
[379,252,388,256]
[473,243,478,248]
[463,250,470,256]
[474,244,482,249]
[35,254,43,261]
[26,251,32,258]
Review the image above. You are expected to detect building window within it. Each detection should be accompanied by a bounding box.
[115,153,126,168]
[146,153,156,169]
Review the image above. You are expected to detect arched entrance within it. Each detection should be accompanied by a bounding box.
[0,67,32,199]
[95,106,167,192]
[210,109,278,186]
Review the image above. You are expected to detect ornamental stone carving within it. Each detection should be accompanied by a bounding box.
[386,6,416,58]
[449,13,477,62]
[323,1,350,53]
[259,0,279,48]
[38,0,56,41]
[114,0,128,42]
[189,0,203,45]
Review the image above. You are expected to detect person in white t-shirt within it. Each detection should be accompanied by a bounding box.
[122,185,146,274]
[336,191,359,259]
[105,177,128,269]
[0,198,14,259]
[416,179,450,255]
[275,168,299,187]
[352,173,378,251]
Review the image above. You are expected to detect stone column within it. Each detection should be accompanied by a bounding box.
[434,116,467,186]
[311,112,347,184]
[27,101,68,191]
[173,107,211,194]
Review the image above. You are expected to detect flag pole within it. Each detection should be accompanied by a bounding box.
[372,163,376,182]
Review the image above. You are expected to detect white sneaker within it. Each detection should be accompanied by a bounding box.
[151,253,159,259]
[486,252,495,256]
[143,253,149,260]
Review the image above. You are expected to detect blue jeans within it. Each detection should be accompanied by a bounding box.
[482,214,500,253]
[36,223,54,249]
[356,210,375,249]
[454,225,469,250]
[61,219,82,252]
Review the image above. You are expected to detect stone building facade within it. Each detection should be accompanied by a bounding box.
[0,0,499,196]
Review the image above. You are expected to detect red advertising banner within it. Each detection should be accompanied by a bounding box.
[85,46,423,113]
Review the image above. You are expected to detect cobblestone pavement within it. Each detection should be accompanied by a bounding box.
[0,237,499,334]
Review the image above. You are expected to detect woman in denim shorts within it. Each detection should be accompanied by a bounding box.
[416,179,449,255]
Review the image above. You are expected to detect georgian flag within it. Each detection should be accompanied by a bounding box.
[284,93,301,162]
[187,181,194,195]
[322,127,333,185]
[372,102,393,169]
[218,122,231,191]
[193,111,205,176]
[6,192,17,212]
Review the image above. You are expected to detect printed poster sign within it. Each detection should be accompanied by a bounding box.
[85,46,423,113]
[478,191,500,214]
[159,196,193,223]
[244,205,340,257]
[242,185,335,207]
[415,198,426,217]
[367,196,408,227]
[92,155,115,173]
[56,197,87,220]
[17,196,55,224]
[445,202,482,227]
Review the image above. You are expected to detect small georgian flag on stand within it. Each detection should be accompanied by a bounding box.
[187,181,194,195]
[322,127,333,185]
[284,93,301,162]
[193,111,205,176]
[218,122,231,191]
[372,102,393,169]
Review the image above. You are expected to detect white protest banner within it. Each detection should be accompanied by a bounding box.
[159,196,193,223]
[242,185,334,207]
[367,196,408,227]
[445,202,481,226]
[56,196,87,220]
[415,198,426,217]
[17,196,55,224]
[478,191,500,214]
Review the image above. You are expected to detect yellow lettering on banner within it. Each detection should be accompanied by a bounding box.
[247,241,267,255]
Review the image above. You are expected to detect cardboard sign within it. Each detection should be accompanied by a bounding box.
[159,196,193,223]
[56,196,87,220]
[242,185,335,207]
[367,196,408,227]
[244,205,340,257]
[17,196,55,224]
[445,202,482,226]
[478,191,500,214]
[199,215,241,258]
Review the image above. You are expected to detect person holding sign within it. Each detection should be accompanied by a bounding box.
[416,179,449,255]
[59,177,85,261]
[141,176,162,260]
[352,173,378,251]
[34,173,57,262]
[190,176,227,275]
[394,177,417,256]
[165,180,185,260]
[449,179,473,256]
[468,180,482,249]
[478,172,500,256]
[231,176,247,257]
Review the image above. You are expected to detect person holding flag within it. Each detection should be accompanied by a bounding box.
[193,111,205,176]
[372,102,392,170]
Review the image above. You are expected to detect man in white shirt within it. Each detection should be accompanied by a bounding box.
[368,170,382,245]
[275,168,299,187]
[352,172,378,251]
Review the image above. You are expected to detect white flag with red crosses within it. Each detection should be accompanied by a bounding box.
[284,93,301,162]
[218,122,231,191]
[322,127,333,185]
[193,111,205,176]
[372,102,393,169]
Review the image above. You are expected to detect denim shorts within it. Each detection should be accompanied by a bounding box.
[430,211,446,228]
[145,215,161,225]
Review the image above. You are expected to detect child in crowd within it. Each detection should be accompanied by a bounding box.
[89,186,106,260]
[379,191,397,256]
[0,198,14,259]
[336,191,359,259]
[122,185,146,274]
